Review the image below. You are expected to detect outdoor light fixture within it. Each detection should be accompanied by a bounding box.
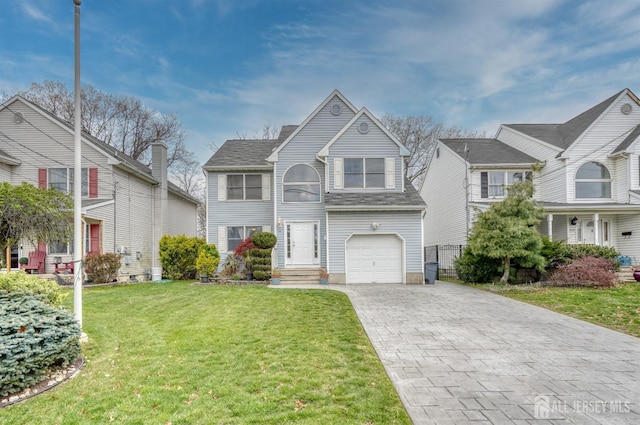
[277,217,283,227]
[570,217,578,225]
[371,222,380,230]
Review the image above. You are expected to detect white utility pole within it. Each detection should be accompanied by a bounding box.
[73,0,83,329]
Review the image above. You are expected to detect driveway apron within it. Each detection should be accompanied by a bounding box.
[339,282,640,425]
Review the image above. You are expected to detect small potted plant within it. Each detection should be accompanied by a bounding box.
[196,244,220,283]
[319,268,329,285]
[271,268,282,285]
[18,257,28,269]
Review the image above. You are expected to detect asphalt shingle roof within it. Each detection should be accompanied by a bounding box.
[324,180,426,209]
[204,139,280,169]
[504,90,624,150]
[440,138,538,164]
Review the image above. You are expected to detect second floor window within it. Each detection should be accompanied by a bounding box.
[283,164,320,202]
[481,171,532,198]
[344,158,385,188]
[227,174,262,200]
[575,161,611,199]
[48,168,88,196]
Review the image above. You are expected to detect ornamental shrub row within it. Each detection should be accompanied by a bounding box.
[0,293,81,396]
[85,252,122,284]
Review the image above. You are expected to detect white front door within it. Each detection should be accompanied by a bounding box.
[579,220,595,244]
[288,222,317,265]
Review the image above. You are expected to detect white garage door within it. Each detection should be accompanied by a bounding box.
[346,234,402,283]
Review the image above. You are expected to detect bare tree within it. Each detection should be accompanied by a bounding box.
[381,114,484,188]
[20,81,188,168]
[169,152,206,237]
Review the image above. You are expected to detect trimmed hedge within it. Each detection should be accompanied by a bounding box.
[251,232,277,249]
[0,293,81,396]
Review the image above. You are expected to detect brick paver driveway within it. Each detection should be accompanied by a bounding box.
[340,282,640,425]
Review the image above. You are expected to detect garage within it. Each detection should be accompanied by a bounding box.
[346,234,403,283]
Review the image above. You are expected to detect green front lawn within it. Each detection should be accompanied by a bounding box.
[2,282,410,424]
[469,282,640,337]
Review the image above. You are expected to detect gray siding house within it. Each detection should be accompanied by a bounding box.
[205,90,426,284]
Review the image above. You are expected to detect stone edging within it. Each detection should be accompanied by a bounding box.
[0,356,84,408]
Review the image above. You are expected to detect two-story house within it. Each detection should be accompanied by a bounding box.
[0,95,199,280]
[204,90,426,284]
[422,88,640,266]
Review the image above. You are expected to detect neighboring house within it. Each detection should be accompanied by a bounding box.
[422,88,640,265]
[0,95,199,279]
[204,90,426,284]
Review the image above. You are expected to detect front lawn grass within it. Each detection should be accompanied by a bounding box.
[468,281,640,337]
[2,282,410,424]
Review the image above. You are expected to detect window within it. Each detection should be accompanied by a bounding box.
[227,174,262,200]
[575,162,611,199]
[344,158,385,188]
[48,168,89,196]
[481,171,532,198]
[227,226,262,251]
[283,164,320,202]
[49,240,71,255]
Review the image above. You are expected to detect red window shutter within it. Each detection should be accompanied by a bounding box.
[38,169,47,188]
[89,168,98,198]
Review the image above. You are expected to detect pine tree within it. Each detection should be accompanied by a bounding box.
[468,181,546,283]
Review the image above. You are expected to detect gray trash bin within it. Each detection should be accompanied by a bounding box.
[424,262,439,284]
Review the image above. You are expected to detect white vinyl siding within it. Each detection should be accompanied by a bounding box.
[421,142,469,246]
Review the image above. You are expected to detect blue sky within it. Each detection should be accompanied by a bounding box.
[2,0,640,159]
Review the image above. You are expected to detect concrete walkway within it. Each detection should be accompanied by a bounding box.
[273,282,640,424]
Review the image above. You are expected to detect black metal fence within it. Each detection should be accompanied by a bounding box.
[424,244,466,280]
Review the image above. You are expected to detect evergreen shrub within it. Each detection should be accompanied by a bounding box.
[0,293,81,396]
[0,271,66,307]
[159,235,207,280]
[251,232,277,249]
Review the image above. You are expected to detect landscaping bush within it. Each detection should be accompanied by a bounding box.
[245,247,273,280]
[251,232,277,249]
[0,293,81,397]
[196,243,220,278]
[454,247,502,283]
[0,271,66,307]
[159,235,207,280]
[233,237,255,257]
[252,270,271,280]
[547,255,618,287]
[84,252,122,284]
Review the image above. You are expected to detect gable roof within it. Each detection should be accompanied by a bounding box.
[440,138,538,166]
[266,89,358,162]
[318,107,410,157]
[203,139,279,170]
[324,179,426,211]
[0,96,199,205]
[612,124,640,155]
[504,89,632,152]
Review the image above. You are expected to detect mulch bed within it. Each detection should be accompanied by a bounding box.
[0,357,84,408]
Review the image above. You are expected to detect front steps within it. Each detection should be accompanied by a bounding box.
[278,268,324,285]
[617,266,637,282]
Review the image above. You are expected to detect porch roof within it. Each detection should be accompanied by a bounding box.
[324,180,426,211]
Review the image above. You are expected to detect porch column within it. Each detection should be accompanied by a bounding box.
[594,213,600,245]
[547,214,553,242]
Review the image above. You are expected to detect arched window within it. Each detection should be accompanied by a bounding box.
[283,164,320,202]
[575,162,611,199]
